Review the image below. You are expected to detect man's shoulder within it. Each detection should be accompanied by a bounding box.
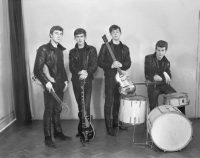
[37,43,49,52]
[87,45,96,51]
[145,53,154,59]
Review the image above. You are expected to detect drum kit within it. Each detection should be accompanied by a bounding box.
[119,85,192,152]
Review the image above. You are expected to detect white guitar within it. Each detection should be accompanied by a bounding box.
[102,35,136,95]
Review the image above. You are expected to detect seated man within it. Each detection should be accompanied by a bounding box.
[144,40,185,114]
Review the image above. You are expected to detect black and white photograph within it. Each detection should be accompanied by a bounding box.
[0,0,200,157]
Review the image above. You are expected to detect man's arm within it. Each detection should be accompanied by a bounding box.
[121,46,131,71]
[98,44,112,70]
[33,47,49,86]
[87,47,98,75]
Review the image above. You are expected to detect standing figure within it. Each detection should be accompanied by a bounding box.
[145,40,185,114]
[34,26,71,148]
[98,25,131,136]
[69,28,97,140]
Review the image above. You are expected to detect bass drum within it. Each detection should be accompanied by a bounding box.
[147,105,192,152]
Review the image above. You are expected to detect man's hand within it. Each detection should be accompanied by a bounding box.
[153,75,163,82]
[111,61,122,69]
[63,81,69,92]
[45,82,54,92]
[78,70,88,80]
[163,72,171,84]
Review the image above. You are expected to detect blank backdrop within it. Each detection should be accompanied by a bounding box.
[22,0,200,119]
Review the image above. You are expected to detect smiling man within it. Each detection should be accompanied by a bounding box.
[144,40,185,114]
[69,28,97,140]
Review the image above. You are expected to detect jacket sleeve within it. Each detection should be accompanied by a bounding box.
[121,46,131,71]
[164,61,172,79]
[144,55,155,81]
[69,50,80,75]
[87,47,98,75]
[61,52,68,81]
[98,44,112,70]
[33,47,49,85]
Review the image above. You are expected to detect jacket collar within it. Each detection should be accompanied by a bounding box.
[74,42,90,52]
[48,41,66,51]
[109,40,123,48]
[153,52,167,62]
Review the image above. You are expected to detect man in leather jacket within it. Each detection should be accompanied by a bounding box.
[98,25,131,136]
[145,40,185,114]
[69,28,97,139]
[34,26,71,148]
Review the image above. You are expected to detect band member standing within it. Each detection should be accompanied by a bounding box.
[69,28,97,138]
[34,26,71,148]
[98,25,131,136]
[144,40,185,114]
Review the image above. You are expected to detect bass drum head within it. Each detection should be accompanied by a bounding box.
[150,112,192,151]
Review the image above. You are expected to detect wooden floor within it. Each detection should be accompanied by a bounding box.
[0,119,200,158]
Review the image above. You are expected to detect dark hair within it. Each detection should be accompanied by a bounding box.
[49,26,63,34]
[74,28,87,36]
[156,40,168,50]
[109,25,121,33]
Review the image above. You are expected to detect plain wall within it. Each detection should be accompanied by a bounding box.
[0,0,15,131]
[22,0,200,119]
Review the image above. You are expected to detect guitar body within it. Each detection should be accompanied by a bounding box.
[102,35,136,95]
[115,71,136,95]
[80,80,95,142]
[78,115,95,141]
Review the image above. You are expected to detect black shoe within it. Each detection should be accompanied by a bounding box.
[119,122,128,130]
[107,127,117,136]
[76,132,81,137]
[45,136,56,148]
[54,132,72,140]
[119,125,128,130]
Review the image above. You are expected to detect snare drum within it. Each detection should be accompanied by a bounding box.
[147,105,192,152]
[163,92,190,107]
[119,95,147,125]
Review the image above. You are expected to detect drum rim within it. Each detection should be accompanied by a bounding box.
[121,95,146,101]
[149,111,193,151]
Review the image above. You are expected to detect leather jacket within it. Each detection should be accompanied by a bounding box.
[98,40,131,77]
[34,42,68,87]
[145,53,171,82]
[69,43,98,81]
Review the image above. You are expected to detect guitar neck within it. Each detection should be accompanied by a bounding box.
[81,80,86,122]
[105,42,124,76]
[50,90,62,105]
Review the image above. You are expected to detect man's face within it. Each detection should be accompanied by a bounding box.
[156,47,167,60]
[110,29,121,41]
[74,33,86,46]
[50,30,63,44]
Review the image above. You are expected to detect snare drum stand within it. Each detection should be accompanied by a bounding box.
[132,100,155,151]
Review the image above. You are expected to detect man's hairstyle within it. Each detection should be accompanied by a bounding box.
[109,25,121,33]
[74,28,87,36]
[49,25,63,34]
[156,40,168,50]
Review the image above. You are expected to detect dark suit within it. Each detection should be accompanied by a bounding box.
[144,53,185,114]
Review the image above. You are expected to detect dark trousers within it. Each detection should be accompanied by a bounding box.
[147,84,185,114]
[43,89,63,137]
[72,79,92,133]
[104,76,120,131]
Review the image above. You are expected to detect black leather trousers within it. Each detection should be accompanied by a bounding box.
[104,76,120,131]
[43,89,63,137]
